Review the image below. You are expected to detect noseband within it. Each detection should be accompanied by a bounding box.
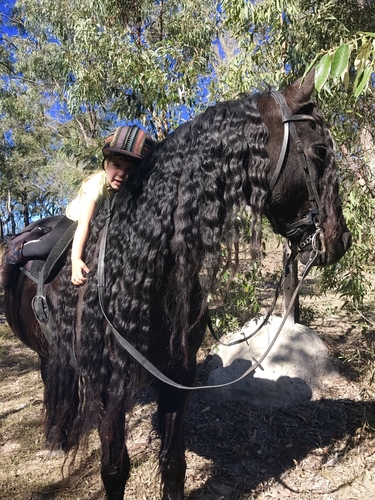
[269,90,325,253]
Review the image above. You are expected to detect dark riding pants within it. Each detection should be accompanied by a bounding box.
[22,216,74,260]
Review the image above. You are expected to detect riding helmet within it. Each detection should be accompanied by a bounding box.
[102,125,155,161]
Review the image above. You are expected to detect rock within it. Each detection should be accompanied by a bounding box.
[204,316,341,408]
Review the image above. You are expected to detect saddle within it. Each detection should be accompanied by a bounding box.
[20,218,78,325]
[23,220,77,283]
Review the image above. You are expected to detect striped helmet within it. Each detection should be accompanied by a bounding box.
[102,125,155,161]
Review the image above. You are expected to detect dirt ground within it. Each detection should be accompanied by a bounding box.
[1,258,375,500]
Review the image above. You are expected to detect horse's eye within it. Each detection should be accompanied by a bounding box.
[314,144,327,160]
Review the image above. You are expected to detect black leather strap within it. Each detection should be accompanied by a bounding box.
[269,90,317,193]
[269,91,323,242]
[96,196,317,390]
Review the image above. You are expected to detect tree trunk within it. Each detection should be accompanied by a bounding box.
[21,188,29,227]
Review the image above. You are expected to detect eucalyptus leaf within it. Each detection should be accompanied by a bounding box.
[315,53,332,92]
[331,44,350,80]
[354,66,372,98]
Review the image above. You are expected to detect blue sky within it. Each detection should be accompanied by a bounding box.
[0,2,17,37]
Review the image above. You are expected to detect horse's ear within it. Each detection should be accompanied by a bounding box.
[282,68,315,112]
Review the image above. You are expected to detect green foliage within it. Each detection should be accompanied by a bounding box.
[319,175,375,308]
[209,261,262,336]
[299,304,318,328]
[0,76,88,231]
[313,32,375,98]
[217,0,375,99]
[13,0,219,135]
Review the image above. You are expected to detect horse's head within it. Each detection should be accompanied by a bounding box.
[258,70,351,266]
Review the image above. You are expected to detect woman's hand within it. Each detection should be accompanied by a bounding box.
[71,258,89,285]
[70,197,97,286]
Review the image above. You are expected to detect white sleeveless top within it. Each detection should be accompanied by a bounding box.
[65,171,109,221]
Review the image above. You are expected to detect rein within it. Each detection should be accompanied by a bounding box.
[97,196,320,391]
[96,90,327,390]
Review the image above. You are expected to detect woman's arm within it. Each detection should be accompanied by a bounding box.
[71,197,97,285]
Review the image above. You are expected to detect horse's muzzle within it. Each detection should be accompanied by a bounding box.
[299,230,352,266]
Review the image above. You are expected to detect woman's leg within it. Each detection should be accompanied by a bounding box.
[0,217,74,289]
[22,216,73,260]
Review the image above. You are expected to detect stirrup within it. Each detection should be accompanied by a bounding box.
[32,295,49,324]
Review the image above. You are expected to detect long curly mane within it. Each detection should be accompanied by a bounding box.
[49,93,271,446]
[101,95,269,347]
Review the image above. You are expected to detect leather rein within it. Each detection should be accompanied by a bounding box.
[96,90,327,390]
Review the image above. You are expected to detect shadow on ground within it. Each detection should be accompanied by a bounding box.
[0,349,39,381]
[184,392,375,499]
[2,317,375,499]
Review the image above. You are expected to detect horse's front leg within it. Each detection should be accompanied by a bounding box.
[156,371,195,500]
[98,407,130,500]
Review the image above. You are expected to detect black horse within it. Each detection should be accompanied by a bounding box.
[4,71,351,499]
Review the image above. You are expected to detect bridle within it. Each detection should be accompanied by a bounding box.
[268,90,326,255]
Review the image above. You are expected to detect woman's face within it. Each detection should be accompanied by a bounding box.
[105,156,135,191]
